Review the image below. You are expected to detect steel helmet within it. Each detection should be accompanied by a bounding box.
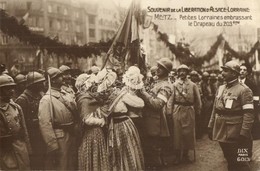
[177,64,189,72]
[156,58,172,72]
[59,65,71,73]
[14,74,26,84]
[26,71,45,87]
[0,74,16,88]
[190,70,199,76]
[221,61,240,74]
[202,71,209,78]
[209,73,217,80]
[47,67,62,79]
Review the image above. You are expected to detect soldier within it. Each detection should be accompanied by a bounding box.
[209,73,218,96]
[139,58,172,169]
[167,64,202,164]
[208,61,254,171]
[38,67,77,170]
[217,73,224,87]
[190,70,203,139]
[0,74,31,170]
[14,73,27,99]
[200,71,214,134]
[239,63,260,157]
[59,65,75,97]
[15,71,46,170]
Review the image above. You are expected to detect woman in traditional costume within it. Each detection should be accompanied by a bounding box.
[76,73,109,171]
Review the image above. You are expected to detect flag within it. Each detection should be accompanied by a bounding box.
[19,2,31,25]
[102,0,146,74]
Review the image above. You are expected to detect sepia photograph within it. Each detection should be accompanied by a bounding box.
[0,0,260,170]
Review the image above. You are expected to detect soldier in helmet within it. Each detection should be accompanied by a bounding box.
[15,71,46,170]
[200,71,214,134]
[209,73,218,96]
[190,70,203,139]
[208,61,254,171]
[59,65,75,98]
[0,74,31,170]
[167,64,202,164]
[217,73,224,87]
[38,67,77,170]
[139,58,172,169]
[14,74,27,99]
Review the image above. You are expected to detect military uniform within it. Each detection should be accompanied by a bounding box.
[38,87,76,170]
[208,80,254,171]
[141,77,172,167]
[16,89,45,169]
[0,101,31,170]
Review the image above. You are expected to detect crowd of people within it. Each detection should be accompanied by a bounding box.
[0,58,259,171]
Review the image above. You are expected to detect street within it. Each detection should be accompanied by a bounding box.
[160,136,260,171]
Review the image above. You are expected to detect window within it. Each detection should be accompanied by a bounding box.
[57,6,61,14]
[75,11,79,18]
[0,2,6,10]
[64,8,68,15]
[57,20,61,30]
[36,17,43,27]
[48,5,52,13]
[89,15,95,25]
[76,24,80,32]
[89,29,95,38]
[65,22,69,31]
[49,20,53,29]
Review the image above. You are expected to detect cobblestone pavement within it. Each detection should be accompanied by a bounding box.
[158,136,260,171]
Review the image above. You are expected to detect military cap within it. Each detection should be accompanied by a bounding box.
[26,71,45,87]
[202,71,210,77]
[177,64,189,72]
[157,58,173,72]
[47,67,62,79]
[190,70,199,76]
[0,74,16,88]
[14,74,26,84]
[59,65,71,73]
[221,61,240,74]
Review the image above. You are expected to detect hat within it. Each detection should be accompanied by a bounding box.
[59,65,71,73]
[177,64,189,72]
[156,58,172,72]
[221,61,240,74]
[14,74,26,84]
[0,74,16,88]
[75,73,91,92]
[47,67,62,79]
[26,71,45,87]
[122,66,144,90]
[96,69,117,93]
[209,73,217,80]
[190,70,198,76]
[91,66,100,75]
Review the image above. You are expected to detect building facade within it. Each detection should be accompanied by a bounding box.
[0,0,121,73]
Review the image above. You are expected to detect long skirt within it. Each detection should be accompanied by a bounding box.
[109,118,144,171]
[78,127,109,171]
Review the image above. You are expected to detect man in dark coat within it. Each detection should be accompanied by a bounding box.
[0,74,31,170]
[15,71,46,170]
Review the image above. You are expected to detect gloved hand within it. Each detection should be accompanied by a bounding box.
[208,128,213,140]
